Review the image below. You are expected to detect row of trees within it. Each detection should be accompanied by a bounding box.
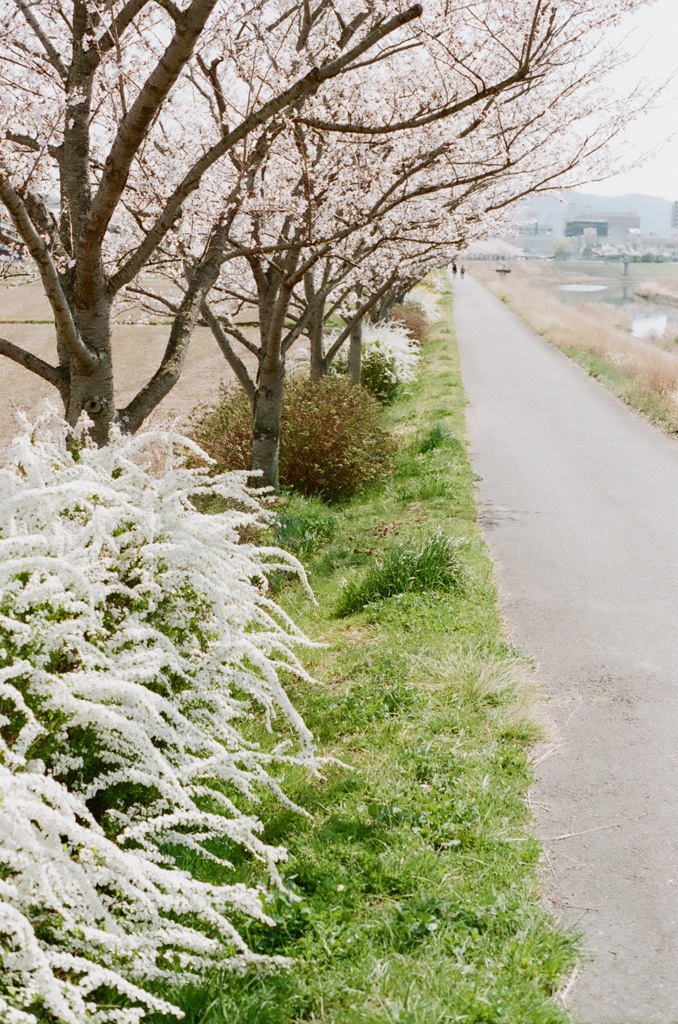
[0,0,654,484]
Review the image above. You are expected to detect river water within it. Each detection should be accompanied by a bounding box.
[556,281,678,342]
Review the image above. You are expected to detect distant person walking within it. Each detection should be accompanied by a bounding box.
[460,265,466,279]
[451,262,457,277]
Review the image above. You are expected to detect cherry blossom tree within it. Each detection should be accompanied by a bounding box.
[147,0,653,485]
[0,0,424,443]
[0,0,654,484]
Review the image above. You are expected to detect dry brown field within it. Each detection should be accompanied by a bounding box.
[0,278,255,451]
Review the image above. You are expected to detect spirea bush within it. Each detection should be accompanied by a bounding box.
[357,345,401,404]
[332,345,401,405]
[0,413,322,1024]
[362,322,420,385]
[332,322,420,403]
[195,377,397,501]
[407,284,442,325]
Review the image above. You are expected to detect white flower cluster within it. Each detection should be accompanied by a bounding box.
[362,321,421,385]
[0,412,321,1023]
[407,286,441,325]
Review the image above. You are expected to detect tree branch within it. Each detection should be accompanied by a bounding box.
[0,174,96,369]
[323,274,397,368]
[201,301,255,400]
[77,0,155,76]
[12,0,67,80]
[118,223,230,431]
[124,283,179,313]
[0,336,67,395]
[295,61,538,136]
[108,3,424,294]
[82,0,220,254]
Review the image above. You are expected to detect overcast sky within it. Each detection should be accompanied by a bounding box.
[580,0,678,201]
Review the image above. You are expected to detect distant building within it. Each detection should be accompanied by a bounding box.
[565,220,609,238]
[672,201,678,231]
[515,218,553,238]
[565,212,640,244]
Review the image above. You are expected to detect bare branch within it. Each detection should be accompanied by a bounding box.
[124,284,179,313]
[201,301,255,399]
[0,174,96,369]
[0,336,67,394]
[12,0,67,80]
[118,223,231,431]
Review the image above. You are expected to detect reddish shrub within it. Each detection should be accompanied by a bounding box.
[392,301,429,343]
[193,376,397,501]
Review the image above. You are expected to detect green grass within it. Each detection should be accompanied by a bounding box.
[0,317,55,324]
[156,294,577,1023]
[415,422,462,454]
[277,493,339,559]
[336,531,465,616]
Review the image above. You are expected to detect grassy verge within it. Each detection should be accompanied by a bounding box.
[559,345,678,434]
[166,296,577,1023]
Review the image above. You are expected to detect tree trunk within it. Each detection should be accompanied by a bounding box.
[370,279,417,324]
[251,354,285,488]
[251,253,299,488]
[309,312,324,380]
[119,252,223,434]
[66,294,115,445]
[369,291,394,324]
[348,318,363,386]
[305,271,325,380]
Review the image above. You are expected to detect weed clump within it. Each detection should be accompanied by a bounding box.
[337,530,465,616]
[417,423,463,454]
[277,495,338,558]
[194,377,397,501]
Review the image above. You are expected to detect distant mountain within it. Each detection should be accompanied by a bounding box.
[515,191,674,237]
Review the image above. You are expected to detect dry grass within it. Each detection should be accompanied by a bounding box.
[472,262,678,431]
[634,280,678,306]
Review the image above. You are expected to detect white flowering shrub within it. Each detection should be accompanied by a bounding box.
[0,413,322,1024]
[407,285,442,324]
[362,322,420,385]
[328,321,420,403]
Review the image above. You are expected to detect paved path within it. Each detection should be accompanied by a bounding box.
[453,274,678,1023]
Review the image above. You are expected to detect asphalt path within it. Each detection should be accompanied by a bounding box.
[453,273,678,1022]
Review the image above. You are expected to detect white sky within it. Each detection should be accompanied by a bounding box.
[579,0,678,201]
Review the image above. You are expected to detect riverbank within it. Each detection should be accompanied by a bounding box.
[472,261,678,435]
